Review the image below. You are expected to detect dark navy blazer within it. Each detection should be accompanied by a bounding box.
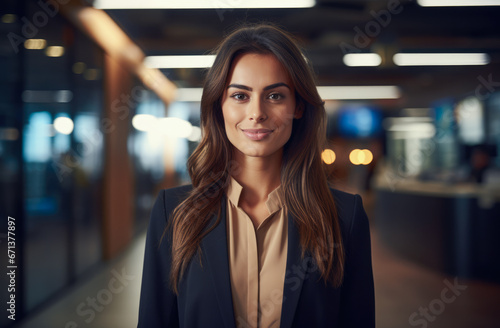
[137,184,375,328]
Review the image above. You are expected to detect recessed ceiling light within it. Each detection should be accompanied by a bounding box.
[2,14,17,23]
[144,55,216,69]
[418,0,500,6]
[72,62,86,74]
[393,53,490,66]
[317,86,401,100]
[94,0,315,9]
[45,46,65,57]
[24,39,47,50]
[343,53,382,67]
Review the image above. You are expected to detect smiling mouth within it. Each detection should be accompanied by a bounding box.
[241,129,273,141]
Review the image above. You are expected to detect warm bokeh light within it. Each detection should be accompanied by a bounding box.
[1,14,16,24]
[362,149,373,165]
[54,117,74,135]
[349,149,361,165]
[349,149,373,165]
[24,39,47,50]
[45,46,65,57]
[84,68,100,80]
[73,62,86,74]
[350,149,361,165]
[322,149,336,165]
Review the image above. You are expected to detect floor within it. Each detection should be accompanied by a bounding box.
[15,234,145,328]
[371,225,500,328]
[14,220,500,328]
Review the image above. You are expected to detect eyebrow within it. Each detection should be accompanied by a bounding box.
[227,82,291,91]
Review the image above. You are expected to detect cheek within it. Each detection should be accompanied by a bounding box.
[271,107,296,130]
[222,104,240,126]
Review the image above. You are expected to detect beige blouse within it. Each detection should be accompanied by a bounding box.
[225,177,288,328]
[226,177,288,328]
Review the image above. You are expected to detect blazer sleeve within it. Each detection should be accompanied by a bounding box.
[338,194,375,327]
[137,190,180,327]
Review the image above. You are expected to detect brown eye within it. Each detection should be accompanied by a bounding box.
[230,93,248,101]
[268,93,283,101]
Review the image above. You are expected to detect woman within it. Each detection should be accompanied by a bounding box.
[138,24,375,328]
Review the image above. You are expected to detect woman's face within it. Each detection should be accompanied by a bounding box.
[221,53,302,160]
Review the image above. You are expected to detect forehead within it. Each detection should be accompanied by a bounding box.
[226,53,293,87]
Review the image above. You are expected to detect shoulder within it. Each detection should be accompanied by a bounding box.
[329,188,363,215]
[149,184,193,228]
[328,188,368,243]
[161,184,193,209]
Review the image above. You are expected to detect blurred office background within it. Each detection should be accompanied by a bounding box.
[1,0,500,327]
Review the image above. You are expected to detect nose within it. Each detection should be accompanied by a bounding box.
[248,99,267,123]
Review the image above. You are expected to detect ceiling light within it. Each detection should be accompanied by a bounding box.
[84,68,101,80]
[144,55,216,69]
[45,46,65,57]
[73,62,86,74]
[418,0,500,6]
[94,0,315,9]
[393,53,490,66]
[1,14,17,23]
[317,86,401,100]
[24,39,46,49]
[343,53,382,67]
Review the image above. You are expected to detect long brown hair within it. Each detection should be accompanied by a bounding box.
[167,24,344,293]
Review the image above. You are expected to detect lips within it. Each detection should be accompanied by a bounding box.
[241,129,273,141]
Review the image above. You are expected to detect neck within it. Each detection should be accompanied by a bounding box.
[230,149,282,205]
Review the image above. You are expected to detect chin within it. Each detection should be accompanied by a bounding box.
[242,147,283,159]
[230,138,286,159]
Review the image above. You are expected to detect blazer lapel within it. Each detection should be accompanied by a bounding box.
[200,195,236,328]
[280,213,305,328]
